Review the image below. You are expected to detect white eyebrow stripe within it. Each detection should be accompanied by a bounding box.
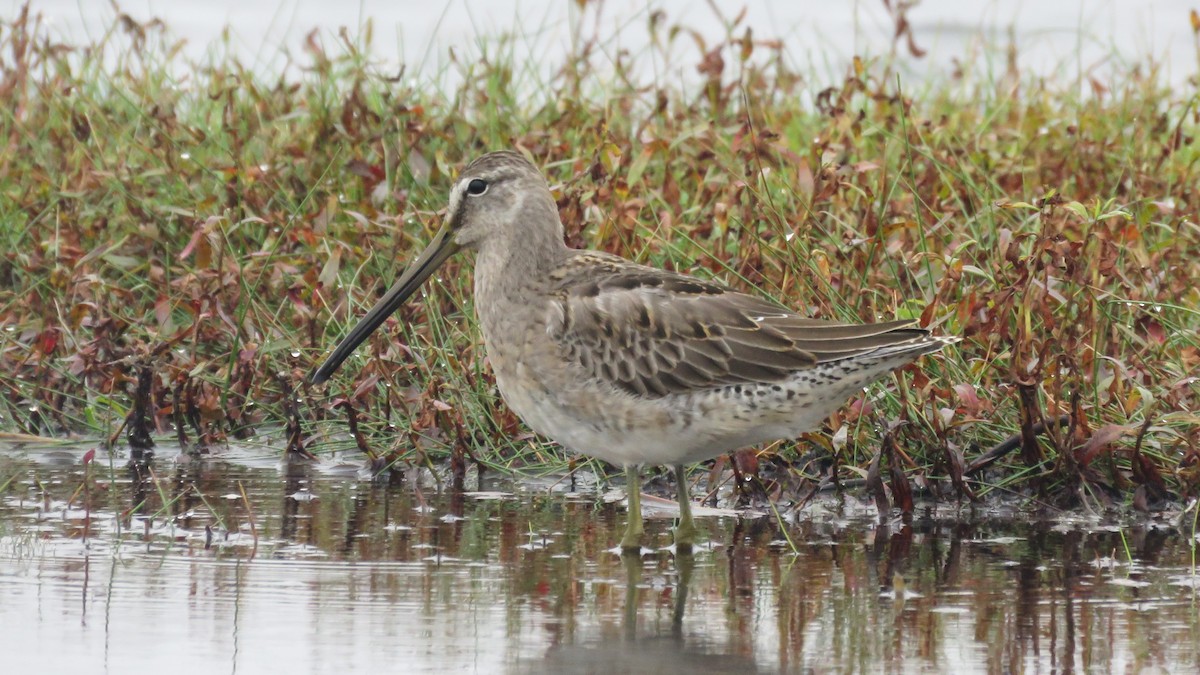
[445,183,464,222]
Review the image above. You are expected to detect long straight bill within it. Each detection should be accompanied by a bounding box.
[309,228,459,384]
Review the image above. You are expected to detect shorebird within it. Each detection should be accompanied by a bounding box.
[310,150,955,552]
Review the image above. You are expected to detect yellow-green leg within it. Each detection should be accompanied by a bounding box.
[673,464,698,552]
[620,464,644,551]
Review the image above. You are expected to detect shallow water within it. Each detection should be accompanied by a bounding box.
[1,441,1198,674]
[27,0,1200,87]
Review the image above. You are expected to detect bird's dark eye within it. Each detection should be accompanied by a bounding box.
[466,178,488,196]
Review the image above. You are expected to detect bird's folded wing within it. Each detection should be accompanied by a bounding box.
[545,253,928,398]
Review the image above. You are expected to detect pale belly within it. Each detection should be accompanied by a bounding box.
[493,359,869,467]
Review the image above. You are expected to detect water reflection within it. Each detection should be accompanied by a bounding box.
[525,554,764,674]
[0,442,1197,673]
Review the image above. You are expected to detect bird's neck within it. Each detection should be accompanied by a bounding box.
[472,217,570,337]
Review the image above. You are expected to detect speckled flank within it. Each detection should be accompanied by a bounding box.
[487,328,952,468]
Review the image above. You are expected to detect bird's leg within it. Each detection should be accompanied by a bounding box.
[620,464,644,552]
[673,464,698,552]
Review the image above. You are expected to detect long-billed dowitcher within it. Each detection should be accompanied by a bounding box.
[311,150,955,551]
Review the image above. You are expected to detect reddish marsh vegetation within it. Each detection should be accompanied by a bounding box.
[1,4,1197,513]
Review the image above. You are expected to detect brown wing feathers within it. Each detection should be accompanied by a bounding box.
[547,254,931,398]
